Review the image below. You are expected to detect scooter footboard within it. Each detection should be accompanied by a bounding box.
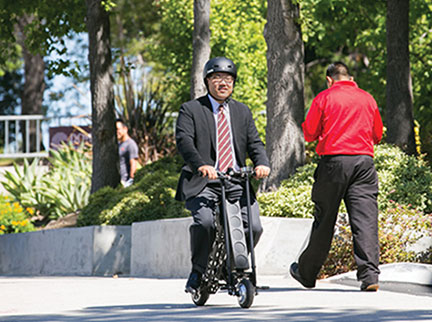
[225,201,249,270]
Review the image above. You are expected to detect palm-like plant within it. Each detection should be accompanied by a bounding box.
[114,54,176,164]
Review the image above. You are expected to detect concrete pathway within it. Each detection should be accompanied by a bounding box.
[1,274,430,322]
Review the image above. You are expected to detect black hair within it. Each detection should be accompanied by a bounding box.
[116,118,127,128]
[326,62,351,80]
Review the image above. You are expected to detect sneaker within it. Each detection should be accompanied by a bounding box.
[289,262,315,289]
[360,282,379,292]
[185,271,202,294]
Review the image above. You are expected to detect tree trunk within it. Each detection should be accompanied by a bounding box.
[263,0,305,190]
[190,0,211,99]
[86,0,120,193]
[16,15,45,153]
[386,0,416,154]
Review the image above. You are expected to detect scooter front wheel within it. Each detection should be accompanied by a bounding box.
[237,279,255,308]
[192,288,210,306]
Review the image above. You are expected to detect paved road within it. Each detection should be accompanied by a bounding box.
[1,275,431,322]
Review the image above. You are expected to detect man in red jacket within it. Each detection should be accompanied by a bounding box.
[290,62,383,292]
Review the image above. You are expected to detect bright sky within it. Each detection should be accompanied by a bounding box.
[44,32,91,122]
[41,32,91,149]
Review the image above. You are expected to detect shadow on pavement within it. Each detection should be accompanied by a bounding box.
[259,286,359,293]
[1,305,431,322]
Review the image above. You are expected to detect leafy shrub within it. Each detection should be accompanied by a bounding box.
[0,195,35,234]
[319,203,432,279]
[374,144,432,213]
[258,143,432,277]
[258,144,432,217]
[77,154,188,226]
[258,163,316,218]
[1,143,92,221]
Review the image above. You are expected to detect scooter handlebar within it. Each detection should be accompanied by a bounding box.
[198,167,256,180]
[227,167,255,178]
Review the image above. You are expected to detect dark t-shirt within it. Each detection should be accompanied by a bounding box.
[119,138,139,182]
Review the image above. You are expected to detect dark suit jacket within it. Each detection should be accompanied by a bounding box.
[175,95,270,201]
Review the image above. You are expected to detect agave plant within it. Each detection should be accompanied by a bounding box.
[41,142,92,217]
[1,142,92,221]
[1,158,53,218]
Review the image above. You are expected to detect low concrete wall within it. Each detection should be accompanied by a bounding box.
[131,218,192,278]
[130,217,313,278]
[0,226,131,276]
[2,217,429,278]
[1,217,313,278]
[256,217,312,275]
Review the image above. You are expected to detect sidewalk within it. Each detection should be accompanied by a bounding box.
[1,274,431,322]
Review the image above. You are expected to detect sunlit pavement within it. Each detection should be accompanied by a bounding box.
[1,271,431,322]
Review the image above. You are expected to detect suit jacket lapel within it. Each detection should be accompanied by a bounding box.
[228,100,240,158]
[201,95,216,150]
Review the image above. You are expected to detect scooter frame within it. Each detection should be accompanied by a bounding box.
[189,167,262,308]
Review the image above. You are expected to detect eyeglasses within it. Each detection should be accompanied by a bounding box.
[209,74,234,84]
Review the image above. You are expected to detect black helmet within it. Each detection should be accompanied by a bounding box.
[203,57,237,82]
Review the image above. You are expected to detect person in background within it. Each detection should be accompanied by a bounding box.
[116,119,139,187]
[175,57,270,293]
[290,61,383,292]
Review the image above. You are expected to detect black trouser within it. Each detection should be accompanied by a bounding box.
[298,155,380,286]
[185,180,263,274]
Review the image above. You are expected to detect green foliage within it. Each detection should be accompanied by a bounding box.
[102,0,117,11]
[210,0,267,136]
[410,0,432,160]
[319,203,432,278]
[258,163,316,218]
[0,70,22,122]
[299,0,432,161]
[374,144,432,213]
[1,158,52,218]
[258,142,432,277]
[110,0,160,47]
[0,0,87,75]
[140,0,193,109]
[41,143,92,217]
[258,144,432,218]
[77,154,188,226]
[114,60,176,164]
[299,0,387,107]
[137,0,268,136]
[0,195,35,234]
[1,143,92,220]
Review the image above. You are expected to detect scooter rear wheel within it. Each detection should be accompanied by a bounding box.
[192,289,210,306]
[237,279,255,308]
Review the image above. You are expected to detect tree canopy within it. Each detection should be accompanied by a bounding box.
[1,0,432,164]
[116,0,268,134]
[111,0,432,158]
[299,0,432,157]
[0,0,86,76]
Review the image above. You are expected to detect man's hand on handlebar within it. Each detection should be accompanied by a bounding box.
[198,165,218,180]
[198,165,269,180]
[254,165,270,179]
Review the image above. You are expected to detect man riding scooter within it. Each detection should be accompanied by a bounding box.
[174,56,270,293]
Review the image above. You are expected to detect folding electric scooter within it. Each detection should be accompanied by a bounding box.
[188,167,266,308]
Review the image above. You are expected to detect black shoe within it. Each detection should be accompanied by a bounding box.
[360,282,379,292]
[289,262,315,289]
[185,271,202,294]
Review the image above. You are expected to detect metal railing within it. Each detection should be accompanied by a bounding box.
[0,115,91,159]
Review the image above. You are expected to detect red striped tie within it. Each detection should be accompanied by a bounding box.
[217,105,233,173]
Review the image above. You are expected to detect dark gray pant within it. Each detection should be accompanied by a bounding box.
[298,155,380,286]
[185,181,263,274]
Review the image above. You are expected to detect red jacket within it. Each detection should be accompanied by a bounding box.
[302,80,383,157]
